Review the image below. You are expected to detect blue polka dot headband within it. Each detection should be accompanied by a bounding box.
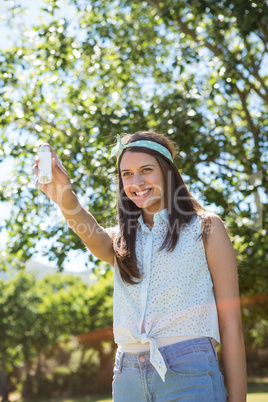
[108,134,173,165]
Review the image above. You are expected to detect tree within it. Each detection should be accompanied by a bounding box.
[0,0,267,351]
[0,265,114,399]
[0,271,41,400]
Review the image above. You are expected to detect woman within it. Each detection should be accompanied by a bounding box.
[33,131,247,401]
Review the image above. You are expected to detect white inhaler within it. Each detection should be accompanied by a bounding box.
[38,145,52,184]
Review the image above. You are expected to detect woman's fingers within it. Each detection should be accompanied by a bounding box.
[33,159,66,179]
[33,144,62,173]
[52,157,69,175]
[33,145,71,196]
[35,178,45,191]
[35,143,60,166]
[41,143,61,164]
[52,157,66,175]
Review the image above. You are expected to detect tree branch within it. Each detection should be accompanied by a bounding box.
[256,21,268,44]
[256,32,268,51]
[211,162,246,175]
[232,68,268,104]
[175,15,223,57]
[243,36,268,99]
[235,85,258,135]
[235,84,261,166]
[173,12,268,103]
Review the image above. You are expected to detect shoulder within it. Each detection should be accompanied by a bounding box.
[196,210,222,222]
[196,211,233,258]
[197,211,227,234]
[200,212,235,267]
[206,212,228,235]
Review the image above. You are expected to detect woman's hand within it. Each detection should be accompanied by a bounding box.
[32,143,74,207]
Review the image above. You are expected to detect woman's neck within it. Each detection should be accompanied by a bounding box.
[141,205,167,229]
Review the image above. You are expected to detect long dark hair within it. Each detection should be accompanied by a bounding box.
[112,131,214,285]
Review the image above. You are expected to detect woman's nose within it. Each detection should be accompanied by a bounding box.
[131,173,145,187]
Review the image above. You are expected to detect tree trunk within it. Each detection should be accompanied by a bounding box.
[22,358,31,398]
[0,352,9,402]
[35,351,42,378]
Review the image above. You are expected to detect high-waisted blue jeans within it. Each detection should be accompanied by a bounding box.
[112,337,228,401]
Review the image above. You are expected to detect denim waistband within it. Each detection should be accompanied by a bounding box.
[115,337,217,372]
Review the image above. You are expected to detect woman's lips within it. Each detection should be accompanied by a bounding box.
[133,188,152,198]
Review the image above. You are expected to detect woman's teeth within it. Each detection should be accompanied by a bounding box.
[134,189,151,198]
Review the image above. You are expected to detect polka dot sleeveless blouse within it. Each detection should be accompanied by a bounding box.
[112,209,220,382]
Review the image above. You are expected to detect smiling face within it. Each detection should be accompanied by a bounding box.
[119,150,167,216]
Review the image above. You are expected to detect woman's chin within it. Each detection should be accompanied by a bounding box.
[133,199,163,211]
[132,197,152,206]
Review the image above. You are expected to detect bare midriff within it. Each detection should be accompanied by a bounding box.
[118,321,217,352]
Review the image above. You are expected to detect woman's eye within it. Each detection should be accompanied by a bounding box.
[122,168,151,177]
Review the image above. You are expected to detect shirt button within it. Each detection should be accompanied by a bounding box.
[139,355,146,362]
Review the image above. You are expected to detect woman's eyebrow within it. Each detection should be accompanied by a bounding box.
[121,164,156,172]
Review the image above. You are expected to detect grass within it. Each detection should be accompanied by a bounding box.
[246,378,268,402]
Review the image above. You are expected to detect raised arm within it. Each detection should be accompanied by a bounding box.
[203,213,247,402]
[33,143,115,266]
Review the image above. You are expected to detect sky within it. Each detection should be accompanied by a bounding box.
[0,0,43,49]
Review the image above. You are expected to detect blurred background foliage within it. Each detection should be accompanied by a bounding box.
[0,262,114,400]
[0,0,267,399]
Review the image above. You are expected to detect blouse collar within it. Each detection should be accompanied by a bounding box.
[137,208,169,230]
